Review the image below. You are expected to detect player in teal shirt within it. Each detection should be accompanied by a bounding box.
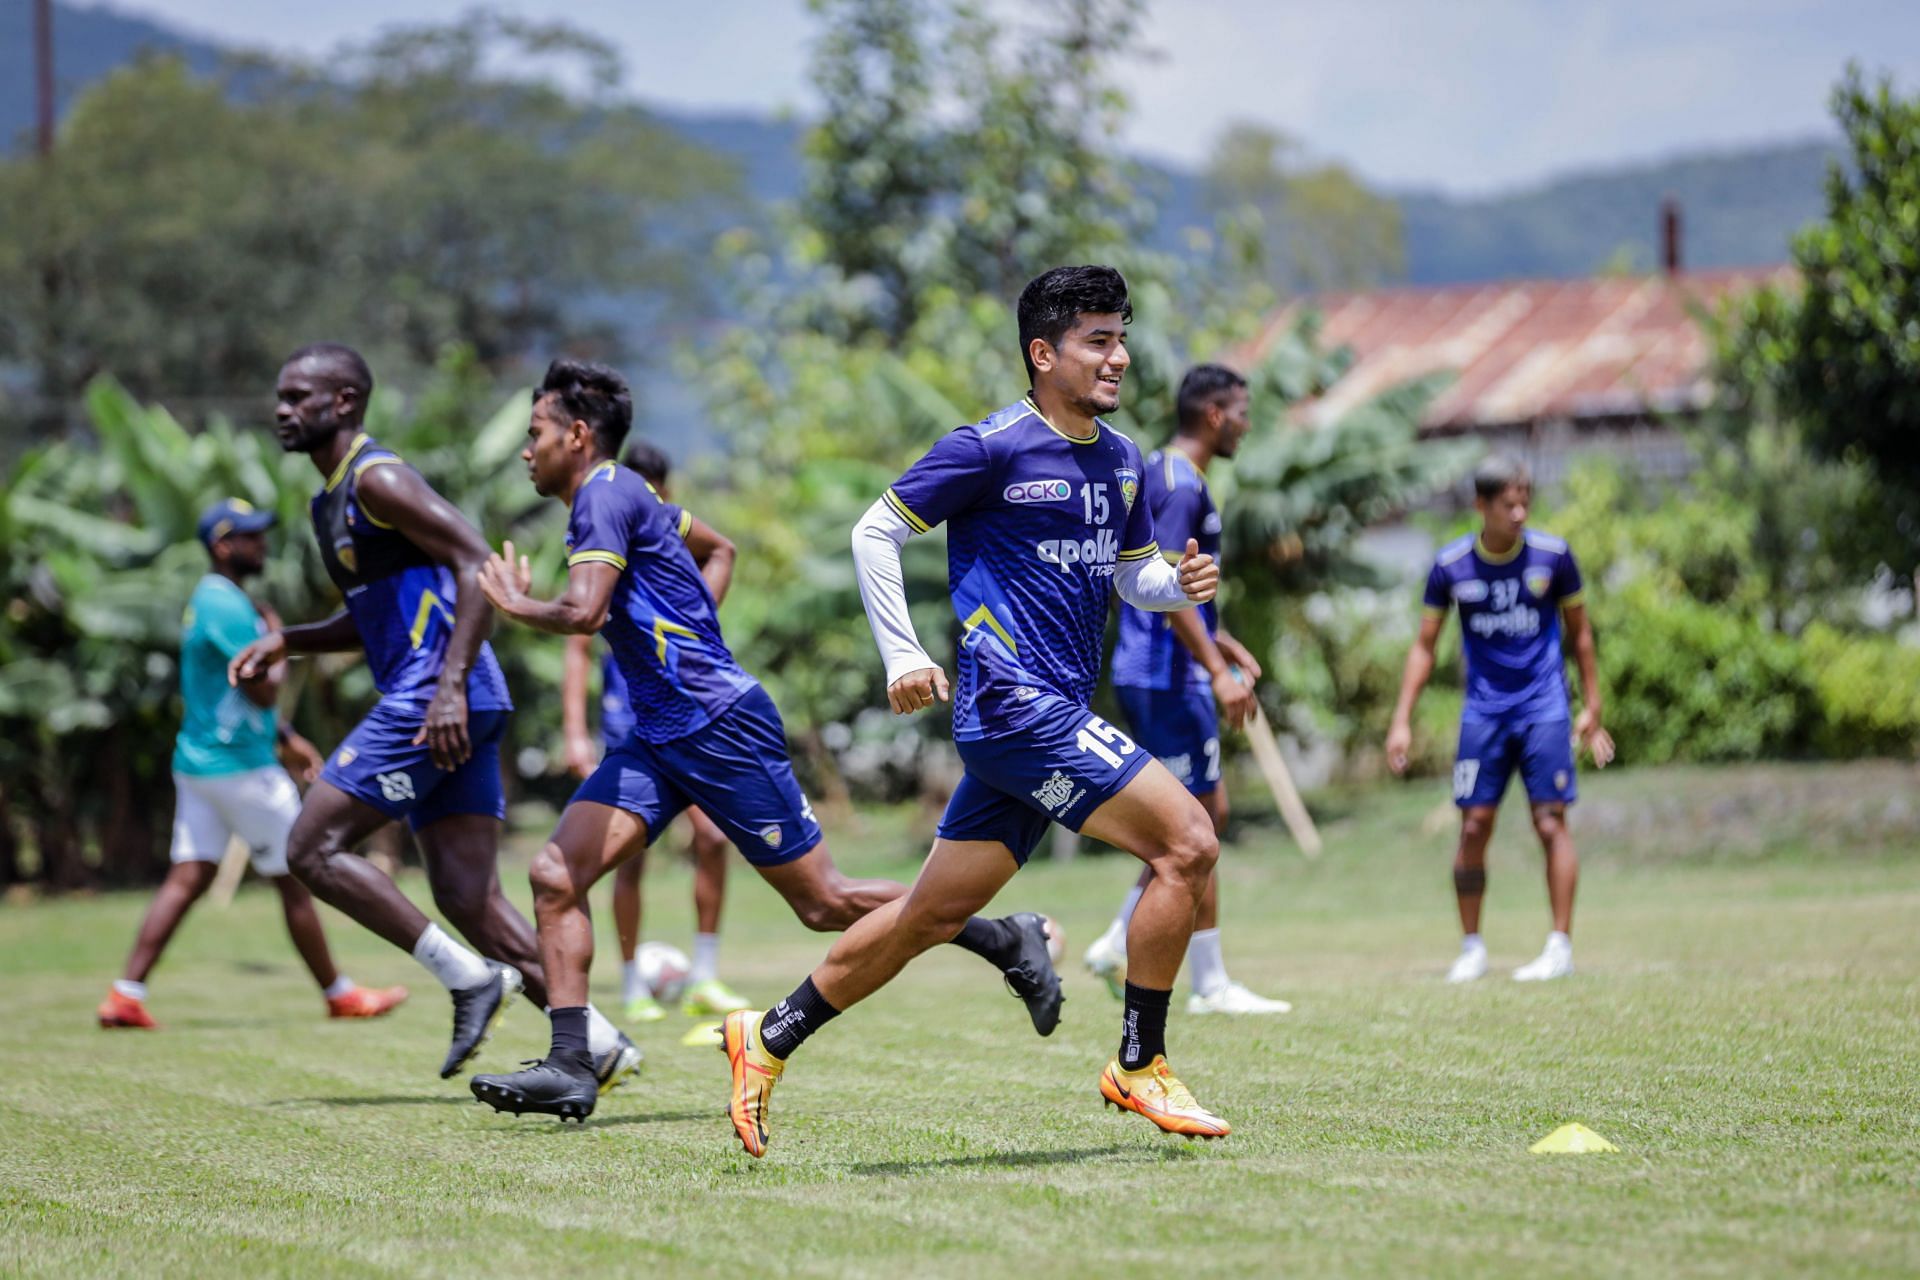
[99,500,408,1029]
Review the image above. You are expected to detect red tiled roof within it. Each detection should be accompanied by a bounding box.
[1246,268,1794,431]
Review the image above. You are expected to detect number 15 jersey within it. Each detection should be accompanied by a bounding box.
[883,398,1159,741]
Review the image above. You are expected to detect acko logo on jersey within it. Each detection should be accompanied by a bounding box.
[1036,528,1119,576]
[1004,479,1073,504]
[1452,579,1489,603]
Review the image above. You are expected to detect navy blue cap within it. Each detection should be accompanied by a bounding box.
[197,498,277,548]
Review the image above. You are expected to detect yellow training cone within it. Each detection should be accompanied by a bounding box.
[680,1020,724,1048]
[1530,1123,1620,1154]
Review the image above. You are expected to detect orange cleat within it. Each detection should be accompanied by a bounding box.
[98,989,157,1029]
[721,1010,784,1158]
[1099,1055,1231,1139]
[327,984,410,1019]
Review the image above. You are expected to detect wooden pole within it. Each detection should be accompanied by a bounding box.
[1244,704,1323,859]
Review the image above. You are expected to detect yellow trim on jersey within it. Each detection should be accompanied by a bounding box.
[351,456,405,527]
[1161,550,1184,564]
[653,617,697,663]
[408,589,453,650]
[588,460,618,484]
[1475,533,1523,565]
[1022,396,1099,445]
[1422,604,1448,619]
[325,434,374,492]
[961,603,1017,655]
[883,488,931,535]
[1118,541,1161,562]
[568,549,628,571]
[1559,591,1586,611]
[677,509,693,539]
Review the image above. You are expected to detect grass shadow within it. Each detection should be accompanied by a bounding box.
[274,1095,473,1108]
[845,1143,1177,1176]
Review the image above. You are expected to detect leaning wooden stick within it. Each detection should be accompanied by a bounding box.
[209,836,250,908]
[1245,703,1324,859]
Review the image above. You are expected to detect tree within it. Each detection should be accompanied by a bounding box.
[1202,122,1405,293]
[1718,67,1920,571]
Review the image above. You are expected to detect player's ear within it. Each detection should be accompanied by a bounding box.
[1028,337,1054,376]
[569,419,592,452]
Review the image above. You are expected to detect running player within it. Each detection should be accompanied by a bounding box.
[467,358,1059,1121]
[98,499,408,1029]
[230,344,638,1087]
[560,440,747,1022]
[1089,363,1291,1015]
[719,265,1231,1158]
[1385,454,1613,982]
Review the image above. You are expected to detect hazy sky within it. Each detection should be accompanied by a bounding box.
[105,0,1920,194]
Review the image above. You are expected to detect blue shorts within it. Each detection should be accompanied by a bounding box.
[1116,684,1220,797]
[1453,717,1576,809]
[570,684,820,867]
[601,714,635,753]
[940,692,1155,866]
[322,700,509,832]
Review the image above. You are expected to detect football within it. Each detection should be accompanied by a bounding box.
[635,940,691,1003]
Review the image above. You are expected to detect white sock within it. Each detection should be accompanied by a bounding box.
[410,924,491,991]
[322,976,357,1000]
[1461,932,1486,953]
[112,979,148,1001]
[690,932,720,985]
[586,1004,618,1056]
[1188,928,1228,997]
[622,957,647,1003]
[1546,930,1572,954]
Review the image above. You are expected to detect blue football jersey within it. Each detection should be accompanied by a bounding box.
[1112,448,1219,690]
[599,649,635,745]
[884,398,1160,741]
[1422,529,1584,723]
[566,460,757,743]
[310,434,512,710]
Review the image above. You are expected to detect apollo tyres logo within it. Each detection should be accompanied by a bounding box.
[1037,528,1120,577]
[1005,478,1072,504]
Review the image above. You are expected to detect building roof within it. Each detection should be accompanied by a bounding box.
[1247,268,1793,432]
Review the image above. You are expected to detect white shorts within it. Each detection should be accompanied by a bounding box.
[170,766,301,878]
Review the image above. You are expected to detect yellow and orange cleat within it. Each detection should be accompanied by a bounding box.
[720,1010,784,1158]
[97,989,157,1029]
[327,984,410,1019]
[1099,1055,1231,1139]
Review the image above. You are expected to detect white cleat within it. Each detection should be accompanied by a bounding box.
[1446,945,1489,984]
[1513,938,1575,982]
[1083,930,1126,1001]
[1187,982,1293,1015]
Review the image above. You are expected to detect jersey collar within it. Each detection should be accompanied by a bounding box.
[1475,532,1524,565]
[324,433,375,492]
[1022,396,1100,445]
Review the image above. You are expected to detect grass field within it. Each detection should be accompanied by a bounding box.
[3,761,1918,1278]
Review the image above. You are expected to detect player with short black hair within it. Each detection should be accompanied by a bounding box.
[466,359,1058,1121]
[231,344,638,1088]
[560,438,750,1022]
[1089,362,1292,1015]
[716,265,1233,1158]
[1386,454,1614,982]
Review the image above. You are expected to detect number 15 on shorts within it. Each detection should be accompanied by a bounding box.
[1077,715,1137,770]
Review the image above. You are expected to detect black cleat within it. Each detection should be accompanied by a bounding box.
[1002,912,1064,1037]
[470,1057,599,1122]
[593,1030,643,1096]
[439,963,522,1079]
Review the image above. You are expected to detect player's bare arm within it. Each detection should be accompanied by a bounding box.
[1166,599,1254,728]
[682,513,737,605]
[354,462,498,770]
[1562,601,1613,767]
[478,541,620,637]
[1215,629,1262,681]
[228,609,361,686]
[1386,610,1446,774]
[560,633,599,780]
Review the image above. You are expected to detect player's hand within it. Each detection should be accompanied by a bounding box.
[278,729,325,784]
[1212,667,1257,730]
[1575,707,1614,769]
[1385,720,1414,776]
[477,540,533,615]
[1217,633,1263,683]
[229,630,288,685]
[888,666,950,716]
[564,731,599,781]
[416,682,471,771]
[1177,538,1218,603]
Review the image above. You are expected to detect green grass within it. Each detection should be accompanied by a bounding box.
[3,761,1918,1278]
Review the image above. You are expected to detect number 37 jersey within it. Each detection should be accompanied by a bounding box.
[883,398,1159,742]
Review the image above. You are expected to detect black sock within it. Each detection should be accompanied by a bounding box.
[948,915,1019,969]
[548,1005,593,1075]
[1119,982,1171,1071]
[759,976,840,1061]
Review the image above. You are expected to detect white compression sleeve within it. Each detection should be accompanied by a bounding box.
[851,497,938,686]
[1115,552,1191,611]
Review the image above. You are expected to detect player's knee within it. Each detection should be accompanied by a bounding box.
[900,897,969,949]
[285,837,331,888]
[528,844,575,909]
[1161,810,1219,891]
[1459,810,1495,849]
[1531,806,1566,842]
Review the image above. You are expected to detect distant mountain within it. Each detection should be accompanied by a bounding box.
[10,2,1834,287]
